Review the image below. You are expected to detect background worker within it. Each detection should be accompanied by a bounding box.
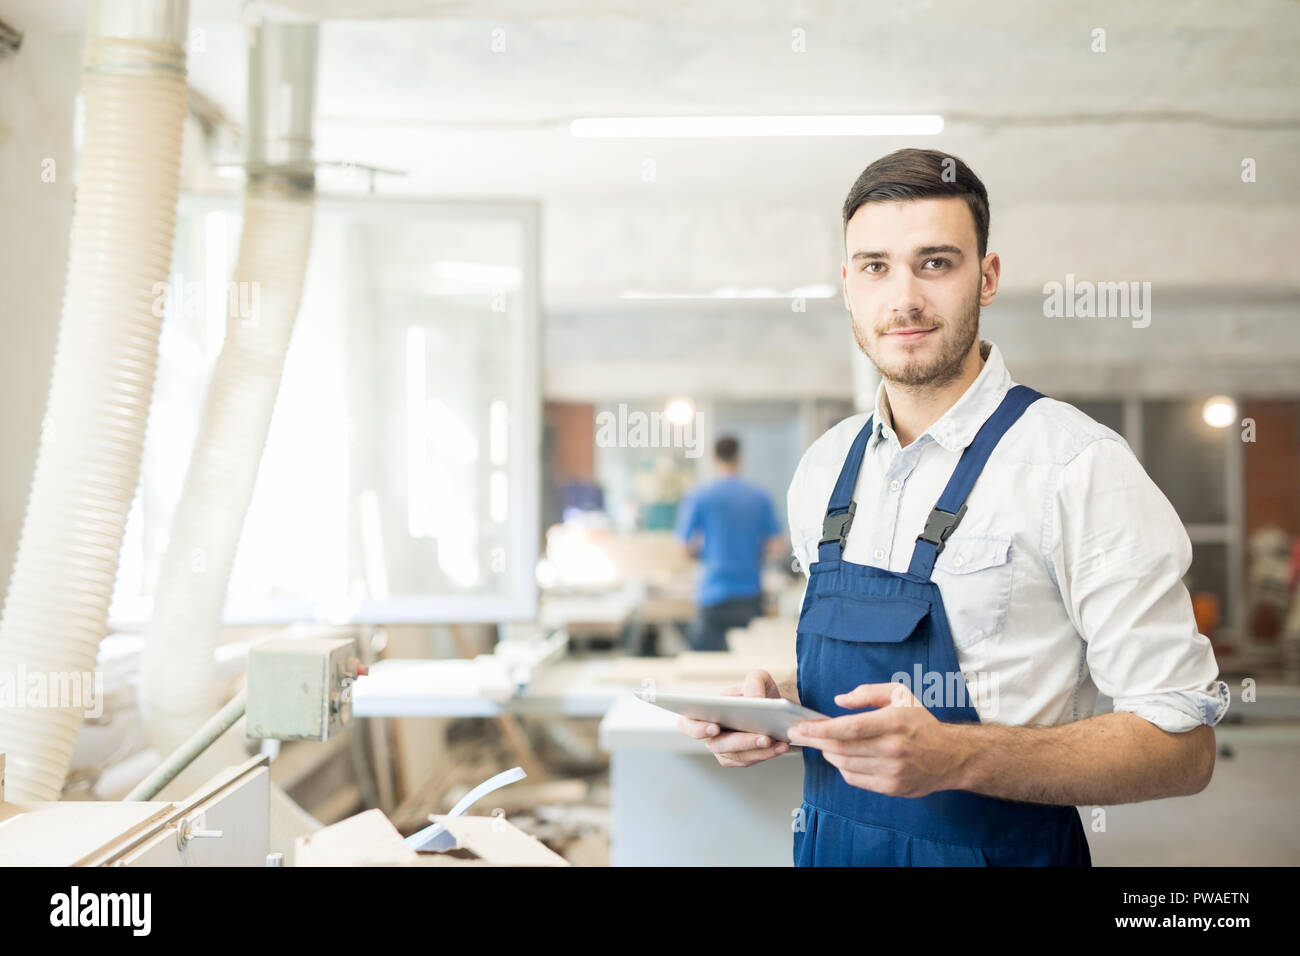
[675,435,787,652]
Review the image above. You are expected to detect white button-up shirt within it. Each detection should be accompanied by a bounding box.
[787,339,1230,733]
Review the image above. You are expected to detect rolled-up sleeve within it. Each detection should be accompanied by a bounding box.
[1050,436,1230,733]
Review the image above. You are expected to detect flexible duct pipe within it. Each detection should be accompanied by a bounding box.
[0,0,190,801]
[140,24,318,753]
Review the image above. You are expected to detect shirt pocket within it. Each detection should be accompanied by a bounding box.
[930,534,1013,651]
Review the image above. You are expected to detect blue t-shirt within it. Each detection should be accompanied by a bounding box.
[674,475,782,607]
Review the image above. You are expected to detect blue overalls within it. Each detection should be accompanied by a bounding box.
[793,385,1092,866]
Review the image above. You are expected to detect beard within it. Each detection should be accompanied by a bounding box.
[851,281,981,390]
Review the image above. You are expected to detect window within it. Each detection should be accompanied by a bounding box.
[110,196,540,627]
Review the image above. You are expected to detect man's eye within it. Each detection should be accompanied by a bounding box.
[923,258,950,270]
[862,262,884,273]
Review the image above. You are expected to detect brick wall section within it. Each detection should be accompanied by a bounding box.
[1243,401,1300,539]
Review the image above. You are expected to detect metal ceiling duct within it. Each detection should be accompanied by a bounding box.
[139,22,319,754]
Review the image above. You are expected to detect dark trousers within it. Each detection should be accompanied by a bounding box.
[689,594,764,652]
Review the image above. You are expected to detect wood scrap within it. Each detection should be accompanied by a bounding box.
[310,783,362,826]
[449,622,545,780]
[562,832,610,867]
[486,779,589,815]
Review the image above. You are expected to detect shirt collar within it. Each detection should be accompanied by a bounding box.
[871,339,1013,453]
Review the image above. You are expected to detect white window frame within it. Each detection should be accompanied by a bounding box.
[109,194,541,628]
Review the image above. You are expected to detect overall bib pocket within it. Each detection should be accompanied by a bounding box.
[797,593,930,644]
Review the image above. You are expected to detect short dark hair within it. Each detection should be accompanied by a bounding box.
[715,435,740,463]
[841,148,990,259]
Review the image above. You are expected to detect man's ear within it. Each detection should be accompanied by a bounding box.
[841,261,851,312]
[979,252,1001,307]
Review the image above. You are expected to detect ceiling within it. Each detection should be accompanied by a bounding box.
[8,0,1300,305]
[172,0,1300,205]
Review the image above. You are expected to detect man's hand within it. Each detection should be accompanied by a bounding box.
[787,682,962,797]
[676,668,791,767]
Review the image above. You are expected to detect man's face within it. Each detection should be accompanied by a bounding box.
[842,197,998,389]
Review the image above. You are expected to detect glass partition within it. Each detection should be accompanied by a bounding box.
[110,196,540,626]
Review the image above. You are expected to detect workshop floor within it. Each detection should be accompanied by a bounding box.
[1082,723,1300,866]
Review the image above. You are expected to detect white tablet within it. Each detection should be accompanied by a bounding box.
[637,690,829,742]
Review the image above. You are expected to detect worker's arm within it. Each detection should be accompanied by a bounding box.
[763,532,789,563]
[788,682,1214,804]
[1043,436,1228,769]
[948,709,1215,804]
[760,494,788,565]
[674,490,703,559]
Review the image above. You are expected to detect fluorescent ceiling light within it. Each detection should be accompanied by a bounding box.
[431,262,522,285]
[620,284,837,300]
[571,115,943,138]
[423,262,523,298]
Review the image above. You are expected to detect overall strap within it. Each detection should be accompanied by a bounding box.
[906,384,1044,579]
[816,414,875,563]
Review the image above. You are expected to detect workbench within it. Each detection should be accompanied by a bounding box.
[597,693,803,866]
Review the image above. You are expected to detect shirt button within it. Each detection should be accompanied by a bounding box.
[953,556,964,567]
[889,479,900,491]
[874,549,885,560]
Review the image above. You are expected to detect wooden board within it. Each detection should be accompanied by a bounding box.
[0,800,175,867]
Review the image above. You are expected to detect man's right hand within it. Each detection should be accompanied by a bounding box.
[676,668,791,767]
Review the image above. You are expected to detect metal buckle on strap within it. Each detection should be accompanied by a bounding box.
[819,501,856,546]
[917,503,967,555]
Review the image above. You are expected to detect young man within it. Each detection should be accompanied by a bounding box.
[678,148,1229,866]
[675,436,786,652]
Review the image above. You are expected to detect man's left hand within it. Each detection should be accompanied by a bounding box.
[787,682,964,797]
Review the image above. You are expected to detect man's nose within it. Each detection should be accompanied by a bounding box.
[886,269,926,322]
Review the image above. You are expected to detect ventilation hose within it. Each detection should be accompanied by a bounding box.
[0,2,190,801]
[140,181,315,752]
